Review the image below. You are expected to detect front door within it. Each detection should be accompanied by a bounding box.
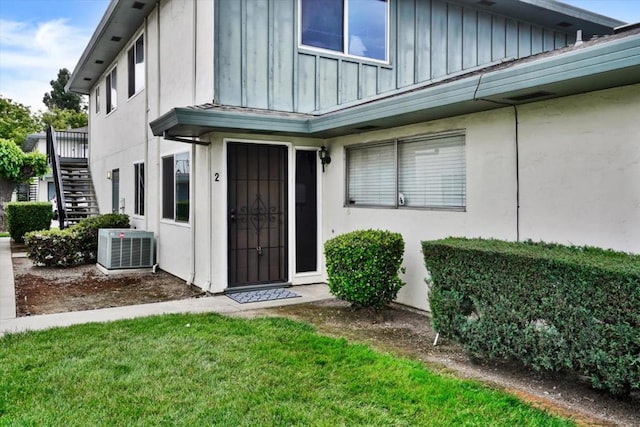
[227,143,288,287]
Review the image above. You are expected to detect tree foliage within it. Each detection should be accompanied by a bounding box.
[0,138,49,231]
[43,68,85,112]
[42,108,88,130]
[0,96,42,143]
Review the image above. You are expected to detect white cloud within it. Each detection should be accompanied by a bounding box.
[0,18,91,112]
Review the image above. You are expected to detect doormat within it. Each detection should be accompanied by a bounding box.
[226,288,301,304]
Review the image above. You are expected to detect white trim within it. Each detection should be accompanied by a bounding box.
[297,0,390,65]
[293,146,323,277]
[160,150,192,224]
[127,31,145,100]
[105,64,118,115]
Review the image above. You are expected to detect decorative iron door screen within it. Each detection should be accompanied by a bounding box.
[227,143,288,287]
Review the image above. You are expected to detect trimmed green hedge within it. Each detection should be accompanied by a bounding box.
[6,202,53,243]
[422,238,640,395]
[325,229,405,309]
[25,213,130,267]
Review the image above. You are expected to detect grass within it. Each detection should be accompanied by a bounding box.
[0,232,9,238]
[0,313,574,426]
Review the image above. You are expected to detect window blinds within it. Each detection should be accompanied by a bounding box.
[398,134,466,208]
[346,132,466,209]
[347,142,395,206]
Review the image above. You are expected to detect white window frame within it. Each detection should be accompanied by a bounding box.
[106,65,117,114]
[161,152,190,223]
[345,131,466,210]
[95,85,100,114]
[134,161,145,216]
[127,33,145,98]
[298,0,390,64]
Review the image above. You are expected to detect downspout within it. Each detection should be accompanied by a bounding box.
[144,14,149,232]
[208,1,215,292]
[154,0,162,271]
[188,0,198,286]
[474,75,521,242]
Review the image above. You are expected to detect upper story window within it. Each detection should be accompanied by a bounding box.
[95,86,100,114]
[106,66,117,114]
[128,34,144,97]
[346,132,466,209]
[300,0,389,62]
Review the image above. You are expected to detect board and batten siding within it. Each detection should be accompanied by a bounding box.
[214,0,572,114]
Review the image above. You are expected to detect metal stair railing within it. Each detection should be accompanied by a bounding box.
[46,126,68,229]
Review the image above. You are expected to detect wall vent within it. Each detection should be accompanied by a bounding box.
[98,229,155,270]
[504,91,555,102]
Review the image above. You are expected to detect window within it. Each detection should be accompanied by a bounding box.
[346,132,466,209]
[134,162,145,216]
[162,153,190,222]
[106,66,117,113]
[300,0,388,62]
[95,86,100,114]
[128,34,144,97]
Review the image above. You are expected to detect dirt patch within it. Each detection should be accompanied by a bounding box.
[238,300,640,427]
[12,256,203,316]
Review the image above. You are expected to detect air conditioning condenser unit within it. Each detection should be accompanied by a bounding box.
[97,229,155,270]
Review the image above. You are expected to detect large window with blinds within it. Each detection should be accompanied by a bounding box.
[346,132,466,209]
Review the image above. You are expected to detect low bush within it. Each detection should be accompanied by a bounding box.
[25,213,129,267]
[6,202,52,243]
[324,229,405,309]
[422,238,640,395]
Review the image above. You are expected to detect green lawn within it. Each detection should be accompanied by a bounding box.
[0,313,574,426]
[0,232,9,238]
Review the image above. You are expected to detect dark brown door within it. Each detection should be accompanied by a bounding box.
[227,143,288,287]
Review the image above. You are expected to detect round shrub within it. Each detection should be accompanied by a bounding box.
[324,229,405,309]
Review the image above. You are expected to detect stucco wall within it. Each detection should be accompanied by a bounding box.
[518,84,640,253]
[323,83,640,311]
[87,0,214,283]
[323,109,518,311]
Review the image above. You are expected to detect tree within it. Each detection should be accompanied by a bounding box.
[0,96,42,143]
[42,108,88,130]
[0,139,48,231]
[42,68,85,112]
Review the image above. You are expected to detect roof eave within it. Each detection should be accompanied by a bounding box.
[67,0,155,94]
[152,33,640,140]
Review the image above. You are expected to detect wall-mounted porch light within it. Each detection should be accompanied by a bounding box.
[319,145,331,172]
[107,170,112,180]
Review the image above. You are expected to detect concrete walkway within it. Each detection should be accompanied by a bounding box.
[0,237,332,336]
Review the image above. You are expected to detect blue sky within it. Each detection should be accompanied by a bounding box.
[0,0,639,112]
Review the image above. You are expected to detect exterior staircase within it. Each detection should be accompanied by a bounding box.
[46,126,99,228]
[59,159,99,225]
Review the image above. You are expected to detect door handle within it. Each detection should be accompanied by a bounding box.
[230,208,236,222]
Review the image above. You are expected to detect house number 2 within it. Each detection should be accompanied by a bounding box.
[214,173,220,182]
